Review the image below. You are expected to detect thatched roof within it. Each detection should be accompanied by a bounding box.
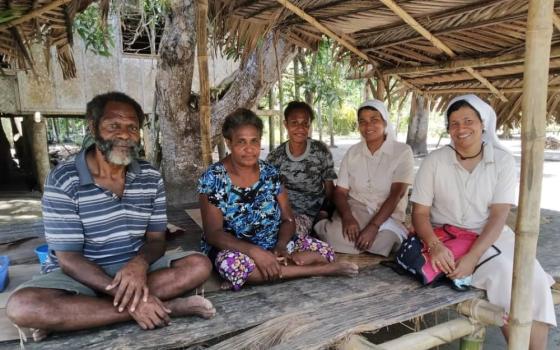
[213,0,560,125]
[0,0,100,79]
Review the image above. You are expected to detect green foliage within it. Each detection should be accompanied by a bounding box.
[331,104,357,135]
[74,4,114,57]
[0,7,24,24]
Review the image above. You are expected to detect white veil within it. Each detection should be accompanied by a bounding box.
[445,94,510,154]
[358,99,396,141]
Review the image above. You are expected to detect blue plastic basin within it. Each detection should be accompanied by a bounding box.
[0,255,9,292]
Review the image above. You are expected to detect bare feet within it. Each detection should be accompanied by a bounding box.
[165,295,216,319]
[32,328,49,342]
[290,251,327,266]
[327,261,359,276]
[220,280,234,290]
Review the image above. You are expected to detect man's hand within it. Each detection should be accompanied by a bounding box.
[355,225,378,251]
[341,214,360,242]
[106,257,149,312]
[129,295,171,330]
[250,247,282,281]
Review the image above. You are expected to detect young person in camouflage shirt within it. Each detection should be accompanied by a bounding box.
[267,101,337,236]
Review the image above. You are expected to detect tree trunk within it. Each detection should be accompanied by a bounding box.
[406,94,429,156]
[143,112,161,168]
[216,135,226,160]
[156,0,199,205]
[328,107,335,147]
[317,102,323,142]
[156,0,295,204]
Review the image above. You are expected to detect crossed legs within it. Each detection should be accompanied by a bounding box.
[6,254,214,333]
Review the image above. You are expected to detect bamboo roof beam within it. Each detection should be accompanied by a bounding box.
[553,12,560,32]
[0,0,72,32]
[274,0,374,65]
[425,86,560,94]
[378,0,508,102]
[369,46,560,77]
[274,0,426,97]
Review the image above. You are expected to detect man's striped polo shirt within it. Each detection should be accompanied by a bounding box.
[42,146,167,272]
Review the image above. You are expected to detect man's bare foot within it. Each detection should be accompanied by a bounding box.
[166,295,216,319]
[290,251,327,266]
[327,262,359,276]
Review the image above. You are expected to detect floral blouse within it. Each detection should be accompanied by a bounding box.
[197,160,282,254]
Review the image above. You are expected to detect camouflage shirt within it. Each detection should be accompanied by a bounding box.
[267,139,337,218]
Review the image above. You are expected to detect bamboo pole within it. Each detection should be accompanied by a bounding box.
[509,1,554,349]
[278,81,285,143]
[268,89,276,152]
[340,319,479,350]
[378,0,507,102]
[196,0,212,166]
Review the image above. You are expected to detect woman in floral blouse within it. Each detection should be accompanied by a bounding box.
[198,108,358,290]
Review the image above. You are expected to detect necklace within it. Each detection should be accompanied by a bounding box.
[448,143,484,160]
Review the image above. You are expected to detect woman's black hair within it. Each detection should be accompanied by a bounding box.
[86,92,145,133]
[284,101,314,121]
[222,108,264,140]
[446,100,482,128]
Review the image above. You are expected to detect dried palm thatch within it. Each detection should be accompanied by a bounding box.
[0,0,108,79]
[212,0,560,124]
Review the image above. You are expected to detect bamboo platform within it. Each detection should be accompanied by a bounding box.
[0,206,558,349]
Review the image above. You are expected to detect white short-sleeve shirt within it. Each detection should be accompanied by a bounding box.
[410,144,517,233]
[337,139,414,222]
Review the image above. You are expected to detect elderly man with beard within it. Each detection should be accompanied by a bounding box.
[6,92,215,341]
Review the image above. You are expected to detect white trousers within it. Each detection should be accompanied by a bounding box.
[472,226,556,326]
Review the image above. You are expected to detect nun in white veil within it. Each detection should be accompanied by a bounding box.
[410,94,556,348]
[314,99,415,257]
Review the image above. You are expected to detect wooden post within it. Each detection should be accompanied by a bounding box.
[509,1,554,349]
[268,89,276,151]
[196,0,212,166]
[278,82,285,143]
[22,114,50,192]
